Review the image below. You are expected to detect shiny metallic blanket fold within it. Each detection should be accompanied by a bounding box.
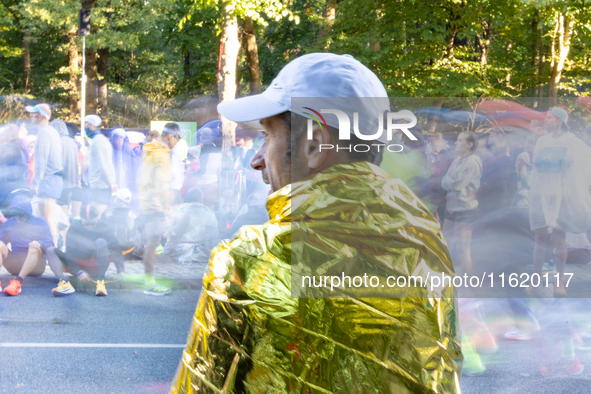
[171,162,462,394]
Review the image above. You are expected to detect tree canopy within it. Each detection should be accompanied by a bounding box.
[0,0,589,126]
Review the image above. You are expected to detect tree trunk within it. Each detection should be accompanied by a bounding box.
[549,14,574,106]
[537,10,545,100]
[217,0,241,152]
[444,28,457,59]
[22,33,30,93]
[317,0,337,41]
[476,21,491,66]
[531,13,538,68]
[184,51,191,77]
[85,48,98,115]
[97,48,109,126]
[67,28,79,119]
[243,16,261,94]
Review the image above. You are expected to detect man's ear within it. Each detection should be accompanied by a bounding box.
[302,123,331,169]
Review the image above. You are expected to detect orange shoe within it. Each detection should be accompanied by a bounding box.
[3,280,22,296]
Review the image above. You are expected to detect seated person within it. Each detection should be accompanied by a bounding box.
[164,188,218,264]
[97,188,139,262]
[55,205,124,296]
[227,192,269,237]
[0,195,73,296]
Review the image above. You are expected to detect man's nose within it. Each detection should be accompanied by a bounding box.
[250,144,266,171]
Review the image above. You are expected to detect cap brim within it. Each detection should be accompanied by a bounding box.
[217,94,288,122]
[25,106,37,113]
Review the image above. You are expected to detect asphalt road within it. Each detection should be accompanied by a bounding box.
[3,277,591,393]
[461,298,591,394]
[0,277,201,394]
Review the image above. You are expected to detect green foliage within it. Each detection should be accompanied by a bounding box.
[1,0,590,128]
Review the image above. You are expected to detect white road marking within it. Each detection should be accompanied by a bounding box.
[0,343,185,348]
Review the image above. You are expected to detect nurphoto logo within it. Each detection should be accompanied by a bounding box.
[304,107,418,153]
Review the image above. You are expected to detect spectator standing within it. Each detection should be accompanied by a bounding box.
[26,103,63,247]
[166,123,187,206]
[441,131,482,275]
[0,195,74,296]
[138,128,179,295]
[51,120,80,217]
[86,116,117,217]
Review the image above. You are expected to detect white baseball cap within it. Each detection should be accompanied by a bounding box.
[217,53,391,140]
[548,107,570,130]
[84,114,102,127]
[113,188,132,203]
[25,104,52,120]
[111,128,127,138]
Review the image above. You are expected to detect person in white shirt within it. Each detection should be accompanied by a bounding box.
[441,131,482,274]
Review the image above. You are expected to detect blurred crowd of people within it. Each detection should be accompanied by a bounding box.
[0,103,269,298]
[384,106,591,377]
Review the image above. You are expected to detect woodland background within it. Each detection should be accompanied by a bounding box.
[0,0,590,139]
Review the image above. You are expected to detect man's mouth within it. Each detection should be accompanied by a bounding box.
[261,169,270,184]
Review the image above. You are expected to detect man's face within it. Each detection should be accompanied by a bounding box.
[15,214,28,224]
[250,115,292,193]
[113,136,124,149]
[85,122,97,131]
[487,132,500,147]
[166,134,179,149]
[545,113,563,130]
[29,112,43,124]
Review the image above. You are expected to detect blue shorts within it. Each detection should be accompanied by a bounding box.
[38,174,63,200]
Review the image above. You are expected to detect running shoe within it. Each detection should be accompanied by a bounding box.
[504,328,533,341]
[3,280,21,296]
[95,280,108,296]
[52,280,75,297]
[144,281,171,296]
[541,355,585,376]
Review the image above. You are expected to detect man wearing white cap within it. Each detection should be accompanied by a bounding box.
[171,53,461,393]
[84,114,102,131]
[529,106,591,296]
[26,103,63,247]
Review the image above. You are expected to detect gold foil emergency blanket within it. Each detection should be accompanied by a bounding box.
[170,162,462,394]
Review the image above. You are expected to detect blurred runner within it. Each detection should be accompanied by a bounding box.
[138,127,178,295]
[109,127,141,210]
[27,103,63,247]
[179,145,201,200]
[52,119,79,217]
[441,131,482,275]
[529,107,591,296]
[0,124,27,209]
[87,116,117,217]
[167,123,187,206]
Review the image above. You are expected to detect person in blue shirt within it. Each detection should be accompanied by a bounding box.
[0,195,73,296]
